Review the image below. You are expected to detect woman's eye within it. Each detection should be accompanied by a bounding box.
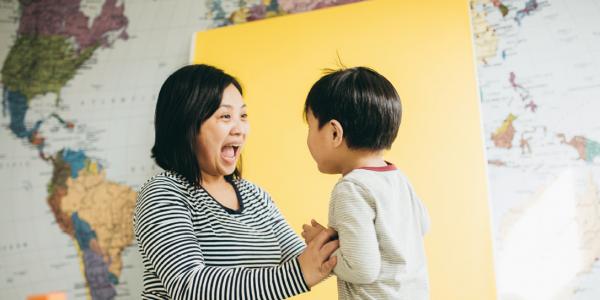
[241,113,248,119]
[221,114,231,119]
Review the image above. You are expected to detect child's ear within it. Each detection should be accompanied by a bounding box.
[329,120,344,148]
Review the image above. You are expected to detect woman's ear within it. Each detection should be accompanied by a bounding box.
[329,119,344,148]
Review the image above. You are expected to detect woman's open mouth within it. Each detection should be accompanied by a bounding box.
[221,144,241,163]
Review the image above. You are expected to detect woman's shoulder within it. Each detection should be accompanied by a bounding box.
[134,172,195,230]
[138,171,193,200]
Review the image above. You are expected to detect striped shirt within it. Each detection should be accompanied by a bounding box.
[329,164,430,300]
[133,171,309,299]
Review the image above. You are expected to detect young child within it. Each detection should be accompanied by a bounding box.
[301,67,430,299]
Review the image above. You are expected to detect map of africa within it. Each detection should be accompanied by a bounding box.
[471,0,600,299]
[0,0,359,298]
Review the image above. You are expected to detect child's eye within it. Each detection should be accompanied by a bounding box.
[241,113,248,119]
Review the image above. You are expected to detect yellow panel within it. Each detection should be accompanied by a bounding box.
[193,0,496,299]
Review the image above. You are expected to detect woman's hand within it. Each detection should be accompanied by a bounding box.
[297,228,339,287]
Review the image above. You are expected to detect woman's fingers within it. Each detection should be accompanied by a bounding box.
[320,239,339,259]
[323,228,337,240]
[320,255,338,274]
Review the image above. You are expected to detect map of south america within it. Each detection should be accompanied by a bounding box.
[1,1,134,298]
[0,1,365,298]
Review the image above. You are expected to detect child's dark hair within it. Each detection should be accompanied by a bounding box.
[304,66,402,150]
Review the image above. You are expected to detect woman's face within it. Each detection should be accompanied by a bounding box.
[196,84,248,180]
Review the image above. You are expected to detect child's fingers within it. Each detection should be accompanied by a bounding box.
[302,224,311,232]
[311,219,326,229]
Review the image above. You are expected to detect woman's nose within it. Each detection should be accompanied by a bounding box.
[230,118,246,135]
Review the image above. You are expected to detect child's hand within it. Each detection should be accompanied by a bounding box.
[302,219,327,243]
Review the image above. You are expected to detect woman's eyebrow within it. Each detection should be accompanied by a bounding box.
[219,104,247,108]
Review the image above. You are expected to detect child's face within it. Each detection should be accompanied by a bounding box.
[306,110,337,174]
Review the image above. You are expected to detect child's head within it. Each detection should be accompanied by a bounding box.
[304,66,402,174]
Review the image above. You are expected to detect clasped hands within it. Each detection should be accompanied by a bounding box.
[297,219,339,288]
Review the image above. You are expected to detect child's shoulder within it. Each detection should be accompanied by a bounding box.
[342,167,409,186]
[336,167,418,202]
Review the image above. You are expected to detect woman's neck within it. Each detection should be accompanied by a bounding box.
[198,171,239,211]
[199,172,227,188]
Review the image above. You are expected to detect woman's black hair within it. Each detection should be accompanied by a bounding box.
[151,64,243,186]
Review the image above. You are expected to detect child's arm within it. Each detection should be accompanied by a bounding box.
[329,180,381,284]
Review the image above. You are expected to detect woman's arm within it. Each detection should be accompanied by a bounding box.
[134,181,336,299]
[260,188,306,264]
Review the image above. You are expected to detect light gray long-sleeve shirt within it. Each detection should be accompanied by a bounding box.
[328,165,430,300]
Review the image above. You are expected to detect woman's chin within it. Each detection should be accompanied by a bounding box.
[218,163,237,176]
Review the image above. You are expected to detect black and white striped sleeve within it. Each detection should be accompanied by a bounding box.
[260,187,307,264]
[134,180,309,300]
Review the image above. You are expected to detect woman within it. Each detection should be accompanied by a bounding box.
[133,64,338,299]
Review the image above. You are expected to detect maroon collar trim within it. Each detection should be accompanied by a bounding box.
[357,162,397,172]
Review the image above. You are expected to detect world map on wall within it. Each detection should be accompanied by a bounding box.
[0,0,360,298]
[471,0,600,299]
[5,0,597,299]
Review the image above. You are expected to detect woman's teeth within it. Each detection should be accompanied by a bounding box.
[222,145,241,158]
